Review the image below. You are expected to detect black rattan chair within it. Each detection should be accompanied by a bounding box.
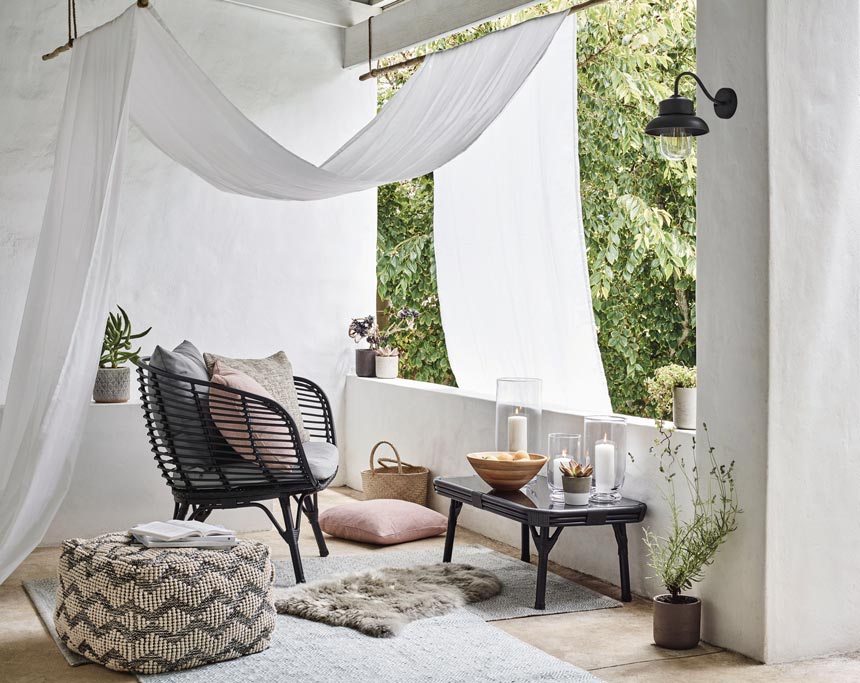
[135,356,337,583]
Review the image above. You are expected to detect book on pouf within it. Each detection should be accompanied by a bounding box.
[130,519,237,548]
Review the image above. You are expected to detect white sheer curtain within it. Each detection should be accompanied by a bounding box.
[434,18,611,412]
[0,5,569,581]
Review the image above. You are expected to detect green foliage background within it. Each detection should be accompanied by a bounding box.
[376,0,696,415]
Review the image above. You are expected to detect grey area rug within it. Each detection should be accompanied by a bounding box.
[25,544,615,680]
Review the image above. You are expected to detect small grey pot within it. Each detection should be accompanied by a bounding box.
[93,366,131,403]
[355,349,376,377]
[653,595,702,649]
[561,476,591,505]
[673,387,697,430]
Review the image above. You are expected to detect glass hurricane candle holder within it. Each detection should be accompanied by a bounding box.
[547,433,583,499]
[584,415,627,503]
[495,378,543,456]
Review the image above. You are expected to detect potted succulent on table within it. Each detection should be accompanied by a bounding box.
[348,315,380,378]
[558,459,593,505]
[640,425,740,650]
[93,306,151,403]
[645,364,697,429]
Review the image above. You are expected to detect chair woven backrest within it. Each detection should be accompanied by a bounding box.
[135,357,317,493]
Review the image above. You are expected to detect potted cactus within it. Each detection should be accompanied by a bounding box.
[558,459,593,505]
[93,306,151,403]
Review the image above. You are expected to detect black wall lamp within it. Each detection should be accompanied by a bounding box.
[645,72,738,161]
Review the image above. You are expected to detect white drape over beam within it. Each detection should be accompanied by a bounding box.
[0,3,594,582]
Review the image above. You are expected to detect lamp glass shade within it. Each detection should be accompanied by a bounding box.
[659,129,694,161]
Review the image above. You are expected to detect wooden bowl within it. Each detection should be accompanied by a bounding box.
[466,452,548,492]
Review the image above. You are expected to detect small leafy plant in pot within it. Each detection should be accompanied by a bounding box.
[639,425,740,650]
[645,364,696,430]
[93,306,151,403]
[348,315,379,377]
[373,307,419,380]
[558,460,592,505]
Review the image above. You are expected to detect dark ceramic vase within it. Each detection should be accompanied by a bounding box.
[653,595,701,649]
[355,348,376,378]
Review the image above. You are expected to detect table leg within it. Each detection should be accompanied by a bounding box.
[530,526,564,610]
[613,523,632,602]
[443,500,463,563]
[521,523,530,562]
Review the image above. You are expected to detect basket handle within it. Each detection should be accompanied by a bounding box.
[369,440,403,474]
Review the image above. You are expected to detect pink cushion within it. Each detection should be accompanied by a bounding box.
[209,360,298,467]
[318,500,447,546]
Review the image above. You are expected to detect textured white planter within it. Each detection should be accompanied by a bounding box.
[673,387,697,430]
[375,355,399,379]
[93,367,131,403]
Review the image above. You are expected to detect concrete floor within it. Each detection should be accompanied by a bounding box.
[3,487,860,682]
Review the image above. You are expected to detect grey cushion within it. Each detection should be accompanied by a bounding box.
[203,351,310,443]
[150,340,209,384]
[148,341,210,461]
[303,441,339,481]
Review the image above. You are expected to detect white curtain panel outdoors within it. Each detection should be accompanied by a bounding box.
[0,2,597,582]
[434,18,611,411]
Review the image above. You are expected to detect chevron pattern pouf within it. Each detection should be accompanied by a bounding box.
[53,533,275,673]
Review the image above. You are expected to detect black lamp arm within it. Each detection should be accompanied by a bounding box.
[673,71,725,104]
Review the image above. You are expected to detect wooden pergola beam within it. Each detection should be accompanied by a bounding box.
[343,0,536,68]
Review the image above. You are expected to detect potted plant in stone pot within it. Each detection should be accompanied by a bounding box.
[348,315,380,378]
[93,306,151,403]
[372,307,419,380]
[558,459,592,505]
[640,425,740,650]
[645,364,697,429]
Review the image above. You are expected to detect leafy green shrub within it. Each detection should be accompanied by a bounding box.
[644,363,696,420]
[639,426,739,601]
[376,0,697,410]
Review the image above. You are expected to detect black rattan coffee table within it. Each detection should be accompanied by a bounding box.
[434,475,646,609]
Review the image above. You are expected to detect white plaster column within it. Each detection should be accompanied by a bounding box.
[696,0,769,662]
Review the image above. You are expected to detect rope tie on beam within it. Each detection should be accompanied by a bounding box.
[358,0,613,82]
[43,0,149,61]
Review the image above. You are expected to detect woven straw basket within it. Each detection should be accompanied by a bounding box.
[361,441,429,506]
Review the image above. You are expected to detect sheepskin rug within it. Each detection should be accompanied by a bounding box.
[274,563,502,637]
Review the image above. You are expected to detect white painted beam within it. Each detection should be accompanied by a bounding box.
[220,0,381,29]
[343,0,534,67]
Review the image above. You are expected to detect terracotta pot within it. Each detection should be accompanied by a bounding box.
[375,355,399,379]
[673,387,696,430]
[653,594,701,649]
[561,476,591,505]
[93,366,130,403]
[355,348,376,377]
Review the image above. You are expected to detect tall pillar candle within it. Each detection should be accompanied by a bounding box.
[594,437,616,493]
[508,411,528,452]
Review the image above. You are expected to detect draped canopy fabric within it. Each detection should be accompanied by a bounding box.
[0,3,601,582]
[434,18,611,411]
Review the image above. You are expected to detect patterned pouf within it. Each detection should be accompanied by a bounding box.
[53,532,275,673]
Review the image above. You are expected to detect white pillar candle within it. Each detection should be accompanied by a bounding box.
[507,410,528,452]
[594,437,616,493]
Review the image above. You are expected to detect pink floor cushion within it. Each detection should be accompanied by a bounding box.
[319,499,447,545]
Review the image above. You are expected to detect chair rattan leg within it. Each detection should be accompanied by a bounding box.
[279,496,305,583]
[303,493,329,558]
[175,502,190,520]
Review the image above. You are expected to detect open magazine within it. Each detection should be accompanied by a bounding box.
[130,519,237,548]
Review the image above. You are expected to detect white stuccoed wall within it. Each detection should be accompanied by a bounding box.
[0,0,378,494]
[343,377,695,600]
[699,0,860,663]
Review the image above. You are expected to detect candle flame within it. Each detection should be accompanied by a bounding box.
[603,432,608,440]
[514,407,521,415]
[562,448,568,456]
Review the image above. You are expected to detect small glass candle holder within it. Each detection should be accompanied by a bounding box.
[495,378,543,455]
[584,415,627,503]
[547,433,583,499]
